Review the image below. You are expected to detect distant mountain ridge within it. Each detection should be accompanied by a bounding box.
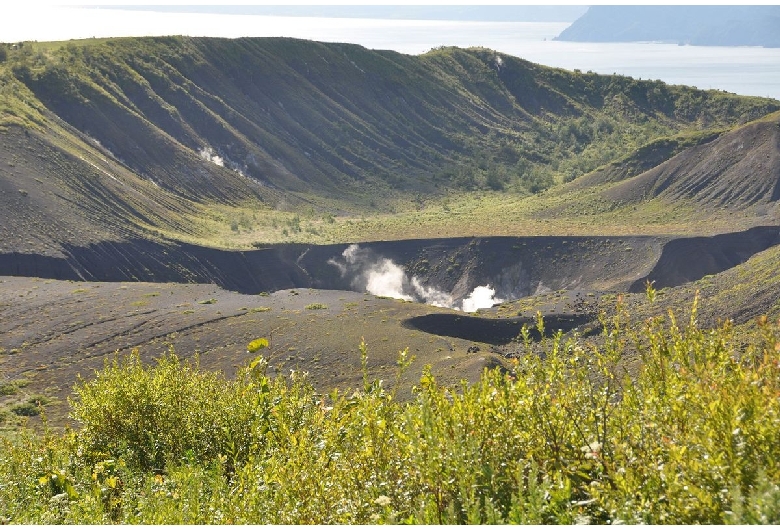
[555,6,780,47]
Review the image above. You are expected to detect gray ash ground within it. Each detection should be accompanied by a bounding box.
[0,277,509,428]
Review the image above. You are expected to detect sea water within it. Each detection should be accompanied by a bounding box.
[4,7,780,100]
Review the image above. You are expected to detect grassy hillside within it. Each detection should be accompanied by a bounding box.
[1,37,779,252]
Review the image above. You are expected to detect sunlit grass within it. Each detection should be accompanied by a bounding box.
[154,187,765,250]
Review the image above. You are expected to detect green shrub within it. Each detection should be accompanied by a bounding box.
[0,382,18,396]
[69,349,274,473]
[10,402,39,417]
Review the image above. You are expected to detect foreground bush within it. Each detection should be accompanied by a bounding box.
[70,349,274,474]
[1,298,779,523]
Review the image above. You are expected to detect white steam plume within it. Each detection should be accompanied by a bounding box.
[342,243,361,264]
[411,277,453,308]
[365,258,413,301]
[328,244,503,312]
[461,284,503,313]
[199,146,224,167]
[326,257,347,276]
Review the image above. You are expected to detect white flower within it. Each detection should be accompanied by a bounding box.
[581,441,602,459]
[374,495,392,507]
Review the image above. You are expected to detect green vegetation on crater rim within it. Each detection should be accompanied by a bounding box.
[1,36,778,253]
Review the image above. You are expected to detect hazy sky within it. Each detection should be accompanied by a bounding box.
[3,3,588,43]
[8,1,772,45]
[105,5,589,22]
[2,6,571,44]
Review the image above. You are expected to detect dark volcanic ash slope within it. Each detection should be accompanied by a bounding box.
[4,235,654,297]
[604,112,780,211]
[629,225,780,291]
[1,37,779,299]
[0,119,273,257]
[4,36,778,220]
[21,37,775,195]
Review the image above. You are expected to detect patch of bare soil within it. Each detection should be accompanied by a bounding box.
[1,229,778,430]
[0,277,508,428]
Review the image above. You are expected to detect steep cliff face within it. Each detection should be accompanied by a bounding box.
[630,226,780,291]
[1,228,777,303]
